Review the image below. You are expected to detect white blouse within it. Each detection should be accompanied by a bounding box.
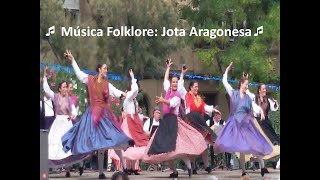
[123,79,139,114]
[42,77,77,118]
[222,72,262,115]
[245,90,279,117]
[71,59,124,98]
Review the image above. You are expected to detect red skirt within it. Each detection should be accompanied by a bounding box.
[126,114,149,146]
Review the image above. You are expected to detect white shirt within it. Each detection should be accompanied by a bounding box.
[40,96,54,117]
[123,79,139,115]
[206,118,226,126]
[143,118,160,132]
[213,118,225,126]
[163,80,181,116]
[222,72,262,115]
[42,77,77,118]
[245,90,279,117]
[71,60,124,98]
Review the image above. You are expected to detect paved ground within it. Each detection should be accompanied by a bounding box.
[49,168,280,179]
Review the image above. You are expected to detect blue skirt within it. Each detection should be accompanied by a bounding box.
[62,107,132,155]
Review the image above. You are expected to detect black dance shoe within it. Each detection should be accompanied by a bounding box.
[79,167,84,176]
[169,171,178,178]
[205,167,212,173]
[65,171,70,178]
[261,168,269,177]
[133,170,140,175]
[124,168,132,175]
[98,173,107,179]
[192,169,198,174]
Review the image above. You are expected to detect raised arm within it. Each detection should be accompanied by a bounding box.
[178,64,187,100]
[109,83,125,98]
[125,69,139,101]
[268,98,279,111]
[223,62,234,97]
[163,58,173,91]
[64,49,88,84]
[42,67,54,100]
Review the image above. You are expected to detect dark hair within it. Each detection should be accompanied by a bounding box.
[171,75,179,82]
[66,81,73,87]
[121,107,124,112]
[238,77,248,89]
[127,81,140,92]
[188,81,198,90]
[96,64,103,72]
[257,83,265,94]
[111,171,129,180]
[58,81,67,92]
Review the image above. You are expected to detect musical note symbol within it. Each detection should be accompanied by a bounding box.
[254,26,263,36]
[46,26,55,37]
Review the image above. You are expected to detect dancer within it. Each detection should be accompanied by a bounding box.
[122,69,148,175]
[61,50,134,179]
[213,62,272,177]
[178,64,220,174]
[43,67,88,177]
[143,59,207,178]
[110,69,149,175]
[242,80,280,172]
[254,83,280,145]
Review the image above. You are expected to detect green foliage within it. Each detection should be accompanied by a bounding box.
[180,0,280,84]
[41,0,185,77]
[88,0,186,78]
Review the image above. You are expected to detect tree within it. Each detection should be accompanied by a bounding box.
[88,0,185,78]
[40,0,99,69]
[180,0,280,84]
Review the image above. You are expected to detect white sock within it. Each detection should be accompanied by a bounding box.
[257,155,265,168]
[276,158,280,168]
[115,150,127,170]
[240,153,246,173]
[182,157,192,169]
[98,150,105,174]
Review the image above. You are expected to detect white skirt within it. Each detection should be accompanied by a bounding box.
[48,115,73,160]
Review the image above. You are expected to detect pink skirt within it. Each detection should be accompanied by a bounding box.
[142,117,207,164]
[109,117,147,161]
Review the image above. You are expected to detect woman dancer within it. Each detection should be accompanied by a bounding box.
[241,81,280,172]
[143,59,207,178]
[254,83,280,145]
[178,65,220,174]
[214,62,272,177]
[43,67,88,177]
[110,69,149,175]
[61,50,134,179]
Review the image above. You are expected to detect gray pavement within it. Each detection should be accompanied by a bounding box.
[49,168,280,180]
